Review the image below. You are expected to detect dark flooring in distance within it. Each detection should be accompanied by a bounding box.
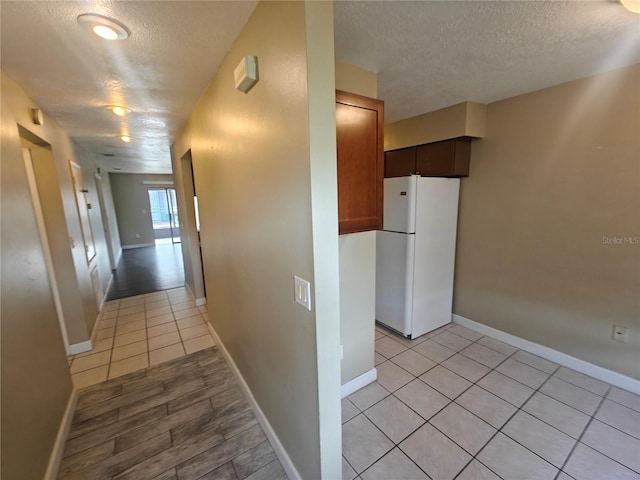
[106,243,185,300]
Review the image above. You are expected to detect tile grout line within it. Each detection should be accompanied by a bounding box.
[70,288,203,389]
[144,295,152,372]
[354,325,497,478]
[555,384,640,477]
[461,355,561,479]
[366,323,640,479]
[361,324,619,480]
[554,388,610,479]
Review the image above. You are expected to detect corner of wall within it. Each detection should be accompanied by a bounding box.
[464,102,487,138]
[335,62,378,99]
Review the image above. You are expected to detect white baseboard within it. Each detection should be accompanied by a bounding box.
[101,273,114,310]
[184,283,206,307]
[206,323,302,480]
[184,283,195,302]
[122,243,154,250]
[452,314,640,395]
[44,388,78,480]
[183,285,206,309]
[69,340,92,355]
[341,368,377,399]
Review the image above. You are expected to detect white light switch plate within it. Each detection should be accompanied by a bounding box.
[294,275,311,311]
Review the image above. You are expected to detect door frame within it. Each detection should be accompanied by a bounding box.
[22,147,71,355]
[148,186,181,244]
[94,173,117,270]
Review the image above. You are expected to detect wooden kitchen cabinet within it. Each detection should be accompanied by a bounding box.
[385,148,416,177]
[384,137,471,178]
[336,90,384,235]
[416,138,471,177]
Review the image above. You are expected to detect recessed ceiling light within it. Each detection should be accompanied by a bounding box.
[120,134,132,143]
[77,14,130,40]
[109,105,131,116]
[621,0,640,13]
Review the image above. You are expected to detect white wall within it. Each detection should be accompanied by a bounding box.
[339,232,376,383]
[335,63,378,385]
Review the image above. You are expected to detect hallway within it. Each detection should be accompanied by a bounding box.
[68,287,213,389]
[62,274,291,480]
[60,347,287,480]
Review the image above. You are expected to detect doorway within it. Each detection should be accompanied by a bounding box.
[148,188,180,244]
[94,174,117,270]
[19,127,91,353]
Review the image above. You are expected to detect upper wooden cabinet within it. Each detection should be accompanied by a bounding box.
[336,90,384,235]
[385,137,472,178]
[385,148,416,178]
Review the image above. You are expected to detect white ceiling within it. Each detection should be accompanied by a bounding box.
[1,1,639,174]
[335,0,640,123]
[0,1,258,174]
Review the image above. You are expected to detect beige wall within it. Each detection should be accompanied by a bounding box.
[336,61,377,99]
[385,101,487,150]
[110,173,174,247]
[1,71,74,480]
[25,139,90,344]
[335,62,378,385]
[171,2,341,478]
[454,64,640,379]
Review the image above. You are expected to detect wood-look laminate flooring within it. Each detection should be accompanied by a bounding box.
[58,347,288,480]
[106,243,185,301]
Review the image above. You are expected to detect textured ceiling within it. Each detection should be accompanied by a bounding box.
[335,1,640,123]
[0,1,257,174]
[1,1,639,174]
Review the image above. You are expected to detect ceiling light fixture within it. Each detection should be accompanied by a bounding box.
[621,0,640,13]
[120,134,132,143]
[109,105,131,116]
[77,14,130,40]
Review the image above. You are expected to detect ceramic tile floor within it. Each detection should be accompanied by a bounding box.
[68,287,216,389]
[342,323,640,480]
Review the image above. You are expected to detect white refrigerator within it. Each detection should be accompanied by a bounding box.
[376,175,460,338]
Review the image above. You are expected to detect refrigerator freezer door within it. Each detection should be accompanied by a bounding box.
[375,230,415,336]
[411,177,461,338]
[383,176,417,234]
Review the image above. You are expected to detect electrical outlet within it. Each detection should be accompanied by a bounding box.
[294,275,311,311]
[612,325,629,343]
[135,233,141,239]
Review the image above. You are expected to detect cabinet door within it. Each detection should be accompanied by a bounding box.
[336,90,384,235]
[416,138,471,177]
[416,141,455,176]
[385,148,416,177]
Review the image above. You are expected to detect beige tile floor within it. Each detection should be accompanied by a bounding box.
[343,323,640,480]
[68,287,215,389]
